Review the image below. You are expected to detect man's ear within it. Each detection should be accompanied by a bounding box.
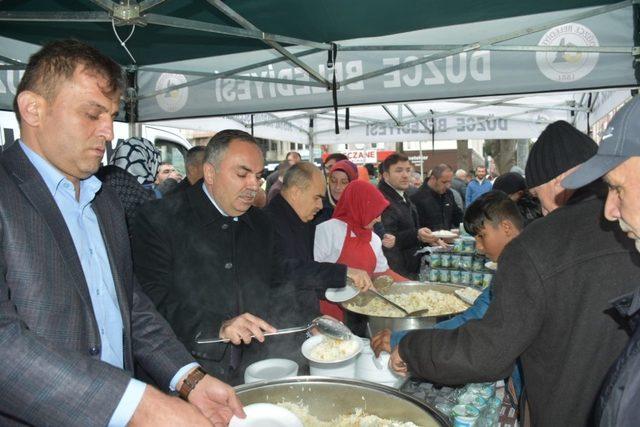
[288,185,301,202]
[500,219,515,236]
[203,162,216,185]
[16,91,45,127]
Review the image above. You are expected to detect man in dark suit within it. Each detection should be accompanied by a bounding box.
[167,145,206,196]
[378,154,439,279]
[132,130,292,385]
[0,39,242,426]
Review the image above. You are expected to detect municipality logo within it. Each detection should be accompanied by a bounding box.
[536,23,599,83]
[155,73,189,113]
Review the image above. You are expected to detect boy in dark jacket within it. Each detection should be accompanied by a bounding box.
[373,191,524,393]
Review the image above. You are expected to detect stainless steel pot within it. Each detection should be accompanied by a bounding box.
[341,281,469,336]
[235,376,450,426]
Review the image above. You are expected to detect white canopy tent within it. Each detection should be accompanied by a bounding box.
[148,88,638,146]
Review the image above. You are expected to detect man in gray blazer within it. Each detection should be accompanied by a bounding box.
[0,40,243,426]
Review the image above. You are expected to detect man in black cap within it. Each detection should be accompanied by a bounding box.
[562,96,640,427]
[389,120,640,426]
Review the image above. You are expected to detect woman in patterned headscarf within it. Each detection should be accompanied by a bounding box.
[111,136,161,187]
[96,137,160,229]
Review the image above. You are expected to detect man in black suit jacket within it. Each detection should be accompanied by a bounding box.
[1,39,242,426]
[133,130,295,385]
[379,154,440,279]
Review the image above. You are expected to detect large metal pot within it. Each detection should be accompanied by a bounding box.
[341,281,469,336]
[235,376,450,426]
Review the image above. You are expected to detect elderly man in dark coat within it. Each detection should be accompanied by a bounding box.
[264,163,372,324]
[132,130,290,385]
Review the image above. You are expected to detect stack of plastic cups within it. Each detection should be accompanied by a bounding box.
[448,382,499,426]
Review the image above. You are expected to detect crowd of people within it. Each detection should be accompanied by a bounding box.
[2,38,640,427]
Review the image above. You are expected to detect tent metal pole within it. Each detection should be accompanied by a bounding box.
[340,45,632,54]
[206,0,331,87]
[138,0,167,13]
[404,104,431,131]
[381,105,402,126]
[141,48,320,76]
[445,99,591,113]
[316,114,370,125]
[394,96,523,128]
[263,113,309,135]
[340,0,632,86]
[308,115,315,162]
[200,74,325,87]
[138,48,323,100]
[143,13,331,50]
[0,11,111,22]
[0,54,25,66]
[253,108,333,126]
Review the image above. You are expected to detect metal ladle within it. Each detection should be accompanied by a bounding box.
[195,315,352,344]
[369,288,411,316]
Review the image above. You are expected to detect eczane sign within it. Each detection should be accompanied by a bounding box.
[345,150,377,164]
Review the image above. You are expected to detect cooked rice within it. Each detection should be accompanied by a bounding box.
[310,338,359,362]
[346,289,468,317]
[278,402,421,427]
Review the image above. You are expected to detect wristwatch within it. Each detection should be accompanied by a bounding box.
[178,367,207,401]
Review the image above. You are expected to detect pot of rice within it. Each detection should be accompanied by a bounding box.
[234,376,450,426]
[341,281,470,336]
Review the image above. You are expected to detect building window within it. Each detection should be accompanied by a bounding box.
[290,142,296,150]
[297,143,303,150]
[270,142,277,151]
[371,143,377,148]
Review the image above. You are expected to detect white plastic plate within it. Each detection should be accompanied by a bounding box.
[229,403,303,427]
[325,283,359,302]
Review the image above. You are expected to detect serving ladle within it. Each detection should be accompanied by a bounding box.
[350,276,429,317]
[195,315,352,344]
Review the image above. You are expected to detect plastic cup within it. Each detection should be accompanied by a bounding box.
[450,270,461,284]
[430,253,442,268]
[441,253,451,268]
[439,269,450,283]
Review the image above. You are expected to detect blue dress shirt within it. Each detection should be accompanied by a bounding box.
[20,142,196,426]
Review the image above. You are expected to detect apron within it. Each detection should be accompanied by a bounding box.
[319,223,377,321]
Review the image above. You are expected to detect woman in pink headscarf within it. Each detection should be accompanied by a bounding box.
[314,159,359,224]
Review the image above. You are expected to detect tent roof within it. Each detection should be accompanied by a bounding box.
[150,88,635,144]
[0,0,622,66]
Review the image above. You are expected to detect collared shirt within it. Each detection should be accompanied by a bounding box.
[20,141,157,426]
[202,182,238,222]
